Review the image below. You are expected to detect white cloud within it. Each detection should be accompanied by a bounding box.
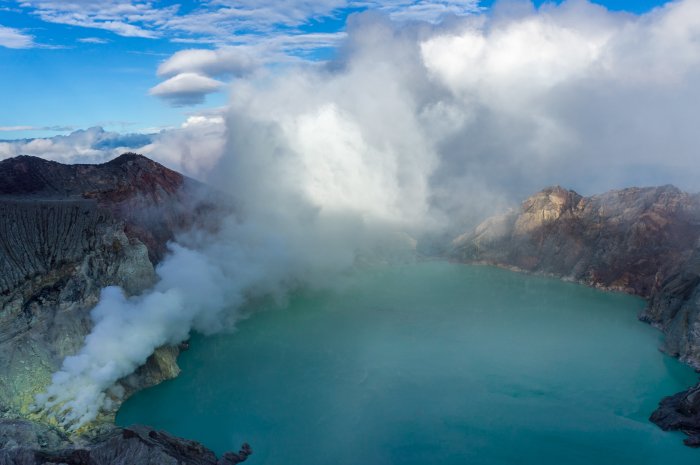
[157,46,260,78]
[141,0,477,107]
[0,24,34,48]
[378,0,481,22]
[0,127,150,164]
[16,0,350,41]
[148,72,225,106]
[598,0,700,83]
[140,114,227,177]
[18,1,168,39]
[15,0,480,49]
[0,125,73,132]
[0,125,36,131]
[420,9,611,108]
[77,37,109,44]
[0,119,227,180]
[154,31,347,81]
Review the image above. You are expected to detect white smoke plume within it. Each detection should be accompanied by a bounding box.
[36,0,700,429]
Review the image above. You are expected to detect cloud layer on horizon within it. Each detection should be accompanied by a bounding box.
[0,116,226,179]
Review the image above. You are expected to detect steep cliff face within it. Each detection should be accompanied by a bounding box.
[452,185,700,445]
[0,154,251,465]
[644,247,700,365]
[0,200,155,420]
[0,154,236,462]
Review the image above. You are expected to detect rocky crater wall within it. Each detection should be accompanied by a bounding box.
[0,154,242,464]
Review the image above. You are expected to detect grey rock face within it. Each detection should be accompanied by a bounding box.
[0,154,235,462]
[453,185,700,297]
[0,199,158,421]
[452,185,700,445]
[643,246,700,366]
[0,154,195,424]
[0,420,71,451]
[0,424,252,465]
[650,384,700,447]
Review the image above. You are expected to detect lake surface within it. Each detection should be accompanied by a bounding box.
[117,262,700,464]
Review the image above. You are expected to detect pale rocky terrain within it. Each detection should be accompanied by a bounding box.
[452,185,700,446]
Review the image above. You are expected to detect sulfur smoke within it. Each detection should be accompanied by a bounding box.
[36,0,700,429]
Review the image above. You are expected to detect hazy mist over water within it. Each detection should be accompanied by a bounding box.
[118,263,699,464]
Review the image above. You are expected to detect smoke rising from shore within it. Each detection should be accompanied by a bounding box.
[36,0,700,429]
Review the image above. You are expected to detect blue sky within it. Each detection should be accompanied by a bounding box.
[0,0,673,140]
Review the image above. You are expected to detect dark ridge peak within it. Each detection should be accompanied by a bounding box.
[542,184,570,192]
[1,154,62,167]
[103,153,180,179]
[592,185,692,212]
[599,184,682,197]
[2,152,162,169]
[0,153,184,200]
[538,185,581,197]
[7,154,41,161]
[655,184,680,191]
[523,186,583,212]
[7,154,45,161]
[0,156,74,197]
[106,152,153,166]
[649,184,684,197]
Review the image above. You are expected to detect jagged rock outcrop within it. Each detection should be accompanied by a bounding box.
[650,383,700,447]
[0,423,252,465]
[0,154,232,462]
[643,246,700,366]
[452,184,700,446]
[453,185,700,296]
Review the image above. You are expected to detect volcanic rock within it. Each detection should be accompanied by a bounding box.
[0,424,250,465]
[0,154,227,462]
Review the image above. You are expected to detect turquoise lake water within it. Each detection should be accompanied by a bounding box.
[117,262,700,464]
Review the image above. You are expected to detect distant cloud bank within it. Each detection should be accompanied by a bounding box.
[0,116,226,179]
